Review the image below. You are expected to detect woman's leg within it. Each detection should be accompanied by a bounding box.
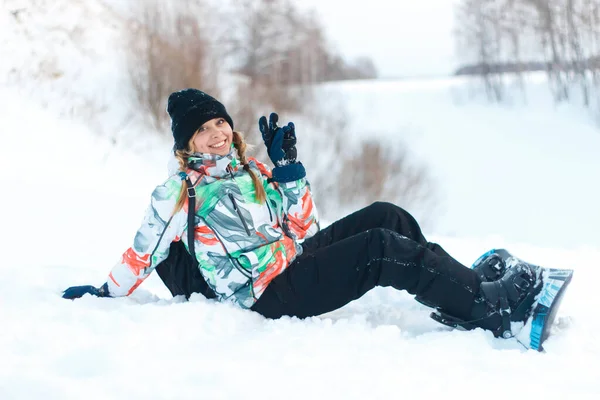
[252,228,479,321]
[302,201,450,258]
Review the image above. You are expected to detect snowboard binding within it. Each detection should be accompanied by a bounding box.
[428,249,574,351]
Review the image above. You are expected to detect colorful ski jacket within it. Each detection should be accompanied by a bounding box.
[105,150,320,308]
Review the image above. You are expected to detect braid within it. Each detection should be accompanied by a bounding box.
[233,131,266,204]
[172,147,195,215]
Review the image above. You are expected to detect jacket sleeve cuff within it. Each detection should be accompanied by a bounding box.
[271,162,306,183]
[97,282,112,297]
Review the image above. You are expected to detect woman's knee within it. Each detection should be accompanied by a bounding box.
[367,201,397,217]
[368,201,413,221]
[367,201,423,241]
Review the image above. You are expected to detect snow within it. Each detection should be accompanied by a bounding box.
[2,80,600,399]
[320,74,600,250]
[2,3,600,398]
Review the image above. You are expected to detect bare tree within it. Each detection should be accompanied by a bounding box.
[537,0,570,101]
[221,0,337,159]
[565,0,589,105]
[502,0,536,100]
[455,0,600,109]
[455,0,506,102]
[219,0,303,153]
[126,0,220,133]
[350,57,379,80]
[589,0,600,110]
[299,108,438,228]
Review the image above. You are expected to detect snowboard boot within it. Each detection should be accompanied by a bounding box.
[471,261,542,339]
[470,250,511,281]
[431,261,541,336]
[471,252,507,282]
[430,254,574,351]
[415,252,509,308]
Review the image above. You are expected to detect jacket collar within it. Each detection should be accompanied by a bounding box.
[187,146,240,180]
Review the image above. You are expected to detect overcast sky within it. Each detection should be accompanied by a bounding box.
[299,0,460,78]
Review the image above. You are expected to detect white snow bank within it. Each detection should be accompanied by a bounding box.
[1,86,599,399]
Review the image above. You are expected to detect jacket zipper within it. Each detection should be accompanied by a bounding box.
[230,163,273,224]
[228,193,252,236]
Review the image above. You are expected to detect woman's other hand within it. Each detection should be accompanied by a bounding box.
[62,283,110,299]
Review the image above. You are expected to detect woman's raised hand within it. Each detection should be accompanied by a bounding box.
[258,113,297,167]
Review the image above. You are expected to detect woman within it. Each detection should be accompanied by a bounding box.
[62,89,550,349]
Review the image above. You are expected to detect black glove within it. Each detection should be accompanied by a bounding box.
[258,113,305,183]
[258,113,298,166]
[62,283,110,300]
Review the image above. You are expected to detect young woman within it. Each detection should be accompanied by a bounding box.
[62,89,556,349]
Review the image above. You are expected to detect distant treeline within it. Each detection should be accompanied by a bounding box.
[455,57,600,75]
[454,0,600,107]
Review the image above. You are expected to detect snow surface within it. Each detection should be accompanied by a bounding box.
[1,79,600,399]
[1,2,600,395]
[319,74,600,250]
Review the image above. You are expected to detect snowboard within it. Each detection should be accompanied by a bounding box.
[433,248,574,351]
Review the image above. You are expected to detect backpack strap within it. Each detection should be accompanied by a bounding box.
[176,172,217,299]
[180,172,197,266]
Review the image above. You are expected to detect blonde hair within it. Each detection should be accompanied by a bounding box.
[172,130,266,214]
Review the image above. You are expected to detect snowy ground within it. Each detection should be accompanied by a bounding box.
[1,76,600,400]
[320,74,600,250]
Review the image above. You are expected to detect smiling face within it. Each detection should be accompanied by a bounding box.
[190,117,233,156]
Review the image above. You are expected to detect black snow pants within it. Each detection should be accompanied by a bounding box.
[155,201,481,323]
[250,202,480,322]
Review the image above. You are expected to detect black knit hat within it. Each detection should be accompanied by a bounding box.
[167,89,234,151]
